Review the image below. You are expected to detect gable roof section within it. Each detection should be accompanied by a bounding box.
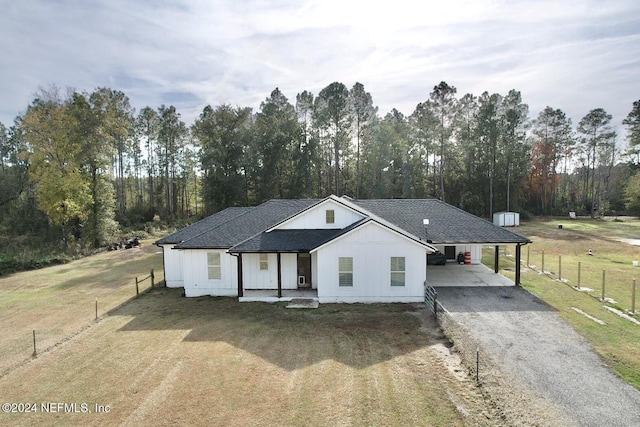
[155,206,253,245]
[229,220,366,253]
[310,218,437,253]
[174,199,320,249]
[266,195,367,231]
[352,199,530,244]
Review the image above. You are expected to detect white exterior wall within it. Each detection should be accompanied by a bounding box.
[276,199,364,230]
[433,244,482,264]
[242,253,298,289]
[161,244,184,287]
[314,222,427,303]
[182,249,238,297]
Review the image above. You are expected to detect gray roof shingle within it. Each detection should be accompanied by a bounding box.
[351,199,530,244]
[174,199,321,249]
[160,197,529,250]
[155,206,253,245]
[229,228,352,253]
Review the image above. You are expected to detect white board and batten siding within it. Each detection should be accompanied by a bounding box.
[182,249,238,297]
[274,199,365,230]
[242,253,300,290]
[161,244,184,288]
[313,221,427,303]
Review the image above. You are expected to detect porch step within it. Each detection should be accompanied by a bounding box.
[286,298,319,309]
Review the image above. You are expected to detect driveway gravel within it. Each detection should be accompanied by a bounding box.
[436,285,640,427]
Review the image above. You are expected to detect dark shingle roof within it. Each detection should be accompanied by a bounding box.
[174,199,321,249]
[155,206,253,245]
[229,229,348,253]
[351,199,530,244]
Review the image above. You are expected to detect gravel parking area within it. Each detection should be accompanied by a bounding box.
[436,286,640,427]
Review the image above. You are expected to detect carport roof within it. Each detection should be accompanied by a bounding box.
[351,199,530,244]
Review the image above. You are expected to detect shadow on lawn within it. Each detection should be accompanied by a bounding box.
[112,287,434,371]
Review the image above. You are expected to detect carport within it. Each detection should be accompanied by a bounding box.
[426,263,515,287]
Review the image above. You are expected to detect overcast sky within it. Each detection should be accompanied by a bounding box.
[2,0,639,139]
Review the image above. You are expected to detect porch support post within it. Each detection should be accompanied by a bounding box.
[237,253,243,297]
[515,244,522,286]
[277,253,282,298]
[494,245,499,273]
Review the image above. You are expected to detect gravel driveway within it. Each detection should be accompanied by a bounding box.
[436,286,640,427]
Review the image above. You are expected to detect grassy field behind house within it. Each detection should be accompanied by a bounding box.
[486,217,640,389]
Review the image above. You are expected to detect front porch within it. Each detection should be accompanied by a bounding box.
[239,288,318,302]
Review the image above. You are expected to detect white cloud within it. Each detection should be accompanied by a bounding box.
[0,0,639,136]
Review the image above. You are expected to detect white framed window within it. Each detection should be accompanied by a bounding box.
[326,209,335,224]
[259,253,269,270]
[207,252,221,280]
[390,257,405,286]
[338,257,353,286]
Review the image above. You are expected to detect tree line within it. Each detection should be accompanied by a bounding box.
[1,82,639,251]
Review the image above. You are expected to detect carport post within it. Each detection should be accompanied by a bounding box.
[515,244,522,286]
[494,245,499,273]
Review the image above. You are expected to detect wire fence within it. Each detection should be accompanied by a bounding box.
[505,245,640,314]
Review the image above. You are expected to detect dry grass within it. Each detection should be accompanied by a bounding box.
[0,288,503,426]
[0,241,163,376]
[0,245,506,426]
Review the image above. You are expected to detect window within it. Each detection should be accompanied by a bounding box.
[390,257,405,286]
[207,252,221,279]
[259,254,269,270]
[326,209,335,224]
[338,257,353,286]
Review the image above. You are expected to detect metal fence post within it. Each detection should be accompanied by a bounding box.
[578,262,581,288]
[135,277,139,296]
[151,269,155,288]
[633,279,636,314]
[433,291,438,321]
[542,249,545,273]
[602,270,606,301]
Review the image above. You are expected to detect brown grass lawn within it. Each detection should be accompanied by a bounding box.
[0,246,501,426]
[487,217,640,389]
[0,241,163,376]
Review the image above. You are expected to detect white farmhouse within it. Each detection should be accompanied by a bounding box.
[156,195,530,303]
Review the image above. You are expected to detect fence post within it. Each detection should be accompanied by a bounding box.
[578,262,581,288]
[32,330,36,356]
[151,269,155,288]
[633,279,636,314]
[476,348,480,382]
[527,245,530,267]
[602,270,606,301]
[558,255,562,280]
[135,277,139,296]
[95,298,98,321]
[433,291,438,321]
[541,249,545,273]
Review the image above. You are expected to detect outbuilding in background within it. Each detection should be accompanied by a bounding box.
[493,212,520,227]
